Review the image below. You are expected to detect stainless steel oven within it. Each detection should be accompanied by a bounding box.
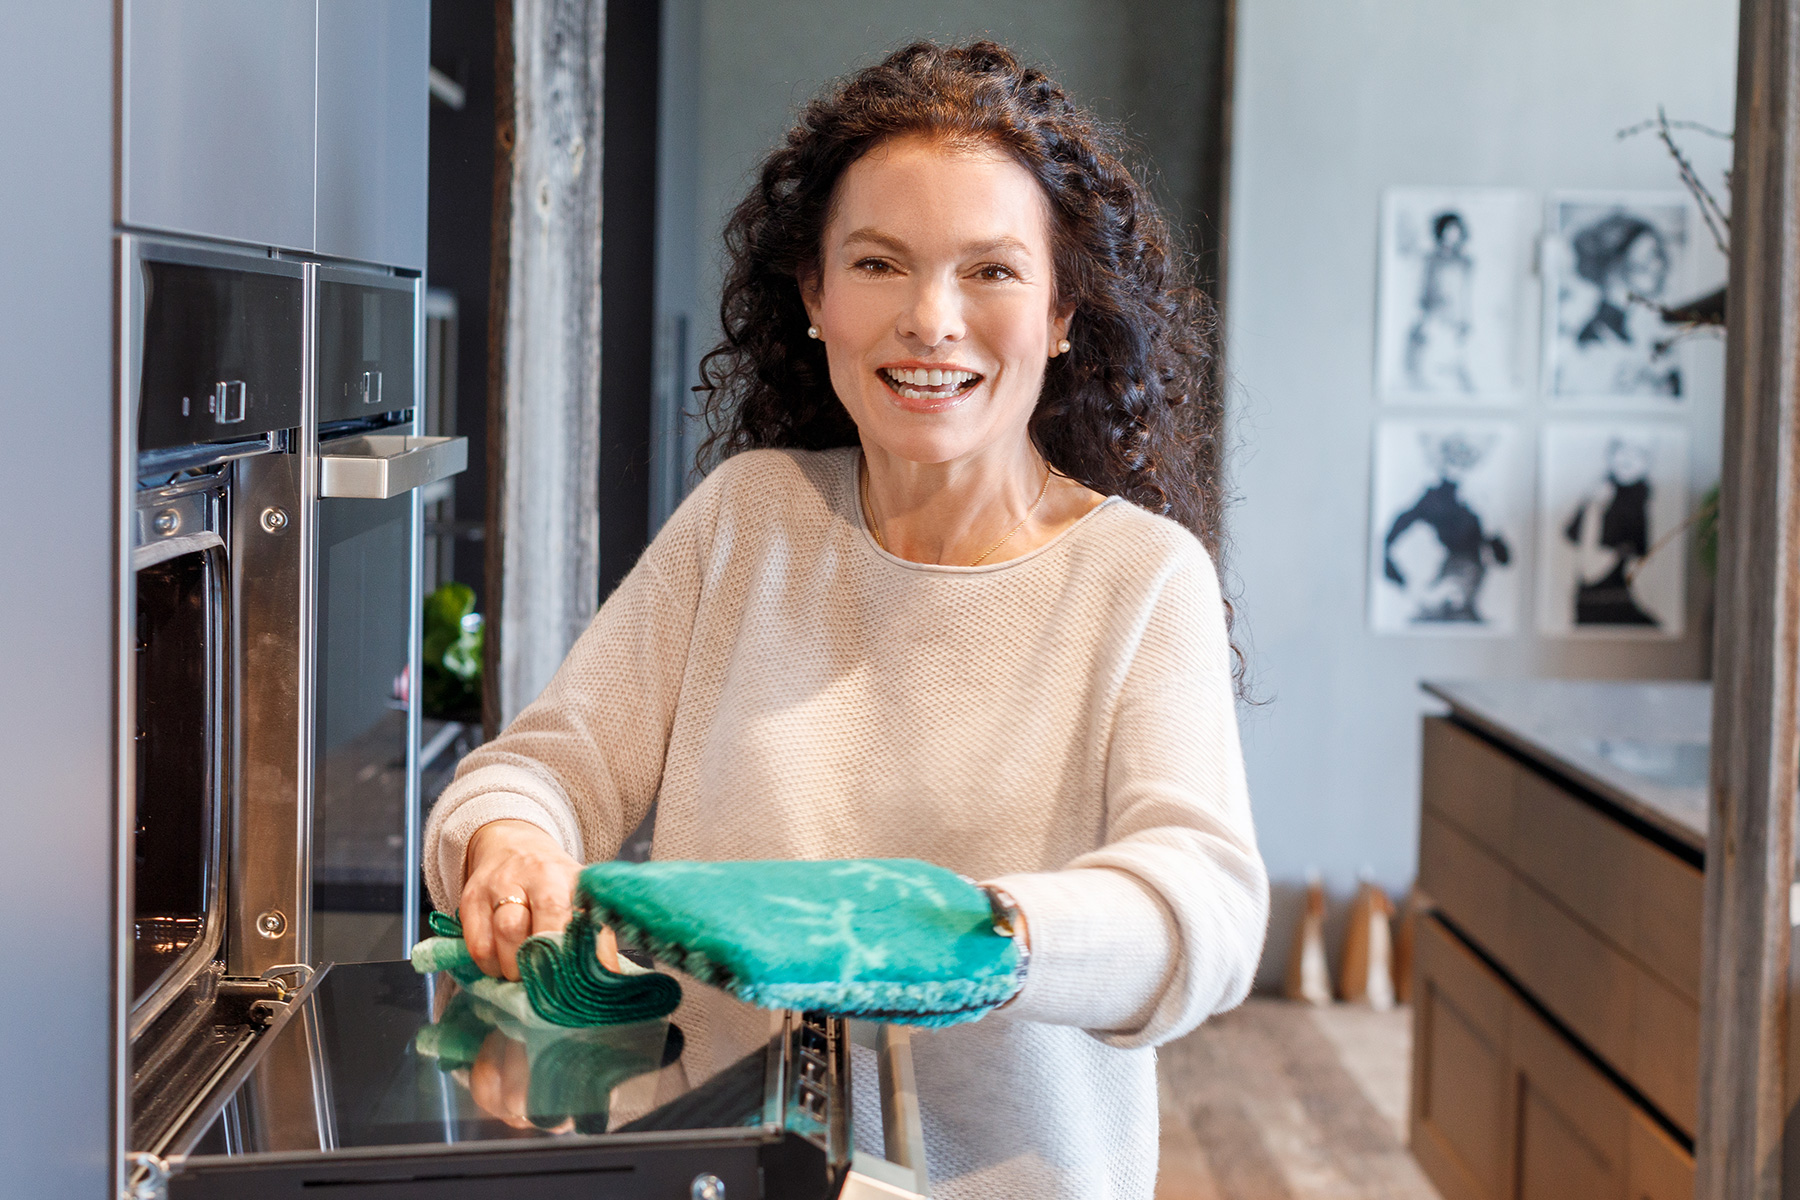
[122,237,321,1172]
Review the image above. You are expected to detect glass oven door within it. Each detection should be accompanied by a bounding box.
[311,488,416,964]
[309,267,464,966]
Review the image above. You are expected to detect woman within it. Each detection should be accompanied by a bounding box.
[1381,432,1511,624]
[1564,437,1659,627]
[1404,211,1474,393]
[425,41,1267,1199]
[1556,210,1682,397]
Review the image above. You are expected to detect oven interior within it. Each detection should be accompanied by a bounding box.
[131,496,228,1024]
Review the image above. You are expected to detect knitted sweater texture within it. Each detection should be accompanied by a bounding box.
[423,447,1268,1199]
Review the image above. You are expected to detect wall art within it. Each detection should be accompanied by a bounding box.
[1542,192,1694,404]
[1537,421,1689,638]
[1375,187,1537,404]
[1369,418,1529,635]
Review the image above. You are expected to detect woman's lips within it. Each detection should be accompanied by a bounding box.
[877,366,983,412]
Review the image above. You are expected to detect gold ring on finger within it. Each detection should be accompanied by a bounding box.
[493,894,529,912]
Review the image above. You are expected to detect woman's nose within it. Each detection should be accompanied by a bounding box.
[897,274,965,347]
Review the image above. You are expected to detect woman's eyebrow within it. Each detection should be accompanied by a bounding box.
[839,228,1036,259]
[961,235,1034,258]
[841,227,908,253]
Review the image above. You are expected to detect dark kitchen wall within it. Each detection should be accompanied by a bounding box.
[0,1,115,1192]
[431,1,665,606]
[427,2,497,602]
[599,0,663,599]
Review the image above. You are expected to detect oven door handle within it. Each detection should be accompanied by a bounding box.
[318,434,468,500]
[132,530,227,574]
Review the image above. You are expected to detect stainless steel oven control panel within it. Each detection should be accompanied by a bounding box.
[133,244,304,452]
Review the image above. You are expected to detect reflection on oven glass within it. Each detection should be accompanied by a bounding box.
[132,916,203,1003]
[415,983,683,1134]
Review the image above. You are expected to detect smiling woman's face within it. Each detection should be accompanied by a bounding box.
[803,134,1072,467]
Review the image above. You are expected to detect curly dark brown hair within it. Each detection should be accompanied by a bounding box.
[695,39,1226,556]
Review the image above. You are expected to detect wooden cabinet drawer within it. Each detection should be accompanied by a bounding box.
[1423,800,1700,1135]
[1417,716,1702,1137]
[1412,913,1511,1200]
[1511,769,1703,1002]
[1410,915,1696,1200]
[1505,877,1636,1085]
[1423,717,1519,856]
[1509,769,1635,965]
[1627,972,1700,1135]
[1628,1108,1697,1200]
[1508,993,1632,1200]
[1630,841,1705,1002]
[1419,810,1513,958]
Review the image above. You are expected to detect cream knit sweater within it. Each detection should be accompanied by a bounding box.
[423,446,1268,1199]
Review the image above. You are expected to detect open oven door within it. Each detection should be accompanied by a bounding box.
[131,960,929,1200]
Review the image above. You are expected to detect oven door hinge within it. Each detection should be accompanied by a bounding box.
[123,1151,171,1200]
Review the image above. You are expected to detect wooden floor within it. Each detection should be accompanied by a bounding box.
[1155,999,1442,1200]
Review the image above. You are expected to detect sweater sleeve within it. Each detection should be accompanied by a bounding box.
[421,472,721,913]
[987,544,1269,1047]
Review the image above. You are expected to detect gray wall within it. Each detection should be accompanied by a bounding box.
[1226,0,1740,986]
[0,2,118,1193]
[650,0,1228,528]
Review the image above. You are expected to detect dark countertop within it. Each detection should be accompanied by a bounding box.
[1423,679,1710,855]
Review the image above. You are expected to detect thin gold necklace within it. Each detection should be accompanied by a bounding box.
[861,455,1054,567]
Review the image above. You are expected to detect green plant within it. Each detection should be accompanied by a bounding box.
[423,581,484,721]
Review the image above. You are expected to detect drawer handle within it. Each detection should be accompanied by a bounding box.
[319,434,468,500]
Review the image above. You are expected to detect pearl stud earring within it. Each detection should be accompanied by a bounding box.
[807,325,820,339]
[1057,338,1072,355]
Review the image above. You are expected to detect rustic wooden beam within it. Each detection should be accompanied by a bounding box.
[484,0,605,734]
[1696,1,1800,1195]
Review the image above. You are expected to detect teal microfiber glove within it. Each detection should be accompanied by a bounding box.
[410,909,682,1028]
[573,858,1025,1027]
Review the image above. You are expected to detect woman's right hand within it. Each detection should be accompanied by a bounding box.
[459,819,618,980]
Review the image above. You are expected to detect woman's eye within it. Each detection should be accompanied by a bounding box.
[853,258,894,274]
[974,263,1018,282]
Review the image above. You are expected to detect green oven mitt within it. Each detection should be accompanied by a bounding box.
[410,909,682,1028]
[571,858,1024,1027]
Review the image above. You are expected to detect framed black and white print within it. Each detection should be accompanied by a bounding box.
[1375,188,1537,405]
[1536,422,1689,638]
[1542,193,1694,404]
[1368,418,1529,636]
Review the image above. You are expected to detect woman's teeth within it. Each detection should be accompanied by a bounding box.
[881,367,980,400]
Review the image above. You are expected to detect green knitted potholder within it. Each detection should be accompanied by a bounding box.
[410,909,682,1028]
[573,858,1023,1027]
